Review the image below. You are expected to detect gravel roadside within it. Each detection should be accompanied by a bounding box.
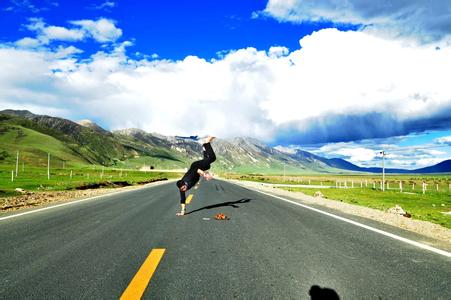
[228,179,451,249]
[0,179,174,213]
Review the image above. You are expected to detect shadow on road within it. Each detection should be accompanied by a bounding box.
[185,198,252,215]
[309,285,340,300]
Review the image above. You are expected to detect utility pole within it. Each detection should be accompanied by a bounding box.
[47,153,50,180]
[382,151,386,191]
[15,151,19,177]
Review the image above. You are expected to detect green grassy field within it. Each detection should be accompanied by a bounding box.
[225,174,451,229]
[281,187,450,229]
[228,173,451,193]
[0,164,181,198]
[119,156,186,170]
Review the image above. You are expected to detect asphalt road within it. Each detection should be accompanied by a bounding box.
[1,180,450,299]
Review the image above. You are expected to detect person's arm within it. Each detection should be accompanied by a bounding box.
[177,190,186,216]
[180,190,186,203]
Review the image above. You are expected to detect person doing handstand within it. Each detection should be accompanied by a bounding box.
[176,136,216,216]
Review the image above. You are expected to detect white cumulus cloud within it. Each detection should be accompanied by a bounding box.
[435,136,451,145]
[89,1,116,10]
[42,25,84,42]
[53,45,83,59]
[1,28,451,146]
[416,158,445,168]
[325,147,377,163]
[310,139,450,169]
[20,17,121,45]
[15,37,41,48]
[70,18,122,43]
[25,18,84,43]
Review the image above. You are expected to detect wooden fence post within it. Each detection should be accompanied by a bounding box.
[16,151,19,177]
[47,153,50,180]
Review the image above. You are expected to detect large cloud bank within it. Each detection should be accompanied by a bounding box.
[262,0,451,44]
[1,27,451,144]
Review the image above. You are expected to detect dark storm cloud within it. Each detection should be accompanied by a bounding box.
[272,105,451,145]
[263,0,451,43]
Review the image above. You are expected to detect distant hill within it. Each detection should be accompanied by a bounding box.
[113,131,342,174]
[0,109,342,173]
[1,109,450,173]
[321,157,364,171]
[315,156,451,174]
[412,159,451,173]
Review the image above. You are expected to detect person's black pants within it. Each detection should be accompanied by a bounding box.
[189,142,216,171]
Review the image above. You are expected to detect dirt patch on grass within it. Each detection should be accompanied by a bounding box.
[1,178,168,211]
[75,181,131,190]
[75,178,166,190]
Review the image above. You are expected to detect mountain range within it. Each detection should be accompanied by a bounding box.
[0,109,450,174]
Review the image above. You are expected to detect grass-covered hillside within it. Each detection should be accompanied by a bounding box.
[0,123,87,167]
[0,113,136,165]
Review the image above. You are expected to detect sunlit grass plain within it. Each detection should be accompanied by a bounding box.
[0,164,181,197]
[226,174,451,228]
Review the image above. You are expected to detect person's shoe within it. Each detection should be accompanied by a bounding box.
[205,136,216,143]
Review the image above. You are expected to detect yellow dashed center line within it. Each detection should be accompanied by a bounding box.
[120,248,166,300]
[186,194,193,204]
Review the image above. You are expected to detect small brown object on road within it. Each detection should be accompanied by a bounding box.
[214,213,230,220]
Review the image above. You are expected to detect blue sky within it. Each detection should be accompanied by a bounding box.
[0,0,355,59]
[0,0,450,169]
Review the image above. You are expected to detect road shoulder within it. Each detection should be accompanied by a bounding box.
[226,179,451,252]
[0,179,175,219]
